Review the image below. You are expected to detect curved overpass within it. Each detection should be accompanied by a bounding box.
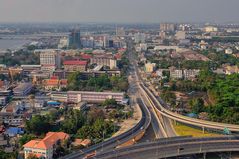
[139,82,239,132]
[94,136,239,159]
[60,98,151,159]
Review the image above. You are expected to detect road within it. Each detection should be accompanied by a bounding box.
[60,41,152,159]
[93,136,239,159]
[127,38,239,133]
[127,41,169,138]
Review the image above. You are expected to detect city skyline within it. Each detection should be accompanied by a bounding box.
[0,0,239,23]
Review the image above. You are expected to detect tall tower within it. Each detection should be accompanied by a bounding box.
[69,28,81,49]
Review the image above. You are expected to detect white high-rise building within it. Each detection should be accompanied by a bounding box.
[40,50,61,72]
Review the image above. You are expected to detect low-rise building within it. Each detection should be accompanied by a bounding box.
[63,60,88,72]
[145,62,156,73]
[43,77,67,91]
[0,96,7,106]
[50,92,68,102]
[170,67,183,79]
[90,55,117,69]
[225,48,233,54]
[13,83,32,96]
[5,127,24,137]
[183,69,200,80]
[67,91,124,103]
[21,65,41,75]
[24,132,69,159]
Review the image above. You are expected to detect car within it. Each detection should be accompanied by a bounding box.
[83,152,96,159]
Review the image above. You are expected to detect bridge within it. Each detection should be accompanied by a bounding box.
[93,136,239,159]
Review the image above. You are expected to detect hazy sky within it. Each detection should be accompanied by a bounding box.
[0,0,238,23]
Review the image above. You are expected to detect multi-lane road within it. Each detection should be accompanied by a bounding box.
[61,40,239,159]
[127,38,239,133]
[93,136,239,159]
[60,41,152,159]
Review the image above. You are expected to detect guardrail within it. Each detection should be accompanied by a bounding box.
[93,136,239,159]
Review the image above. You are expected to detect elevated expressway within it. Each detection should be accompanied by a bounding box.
[93,136,239,159]
[140,82,239,133]
[131,48,239,133]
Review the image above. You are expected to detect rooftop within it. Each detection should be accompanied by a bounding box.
[63,60,87,65]
[24,132,69,150]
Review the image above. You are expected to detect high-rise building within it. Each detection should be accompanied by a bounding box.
[160,23,176,32]
[69,28,81,49]
[40,50,61,72]
[103,35,109,48]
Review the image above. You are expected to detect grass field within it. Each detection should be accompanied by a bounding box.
[173,122,221,137]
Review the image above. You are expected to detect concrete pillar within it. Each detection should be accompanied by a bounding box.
[202,127,205,134]
[203,152,206,159]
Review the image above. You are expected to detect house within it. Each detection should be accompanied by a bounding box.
[24,132,69,159]
[5,127,24,137]
[72,139,91,147]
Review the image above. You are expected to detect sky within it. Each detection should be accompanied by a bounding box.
[0,0,238,23]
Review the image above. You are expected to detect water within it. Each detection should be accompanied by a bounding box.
[0,39,30,51]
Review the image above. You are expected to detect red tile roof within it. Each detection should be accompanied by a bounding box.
[80,54,92,59]
[24,132,69,150]
[60,79,68,85]
[51,76,59,80]
[45,79,59,86]
[63,60,87,65]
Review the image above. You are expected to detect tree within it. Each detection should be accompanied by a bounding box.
[160,90,176,106]
[60,109,86,134]
[87,108,104,124]
[27,154,39,159]
[189,98,204,114]
[25,115,51,135]
[19,134,36,146]
[102,99,117,107]
[0,150,17,159]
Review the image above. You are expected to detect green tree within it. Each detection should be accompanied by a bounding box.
[102,98,117,106]
[19,134,36,146]
[25,115,51,135]
[189,98,204,114]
